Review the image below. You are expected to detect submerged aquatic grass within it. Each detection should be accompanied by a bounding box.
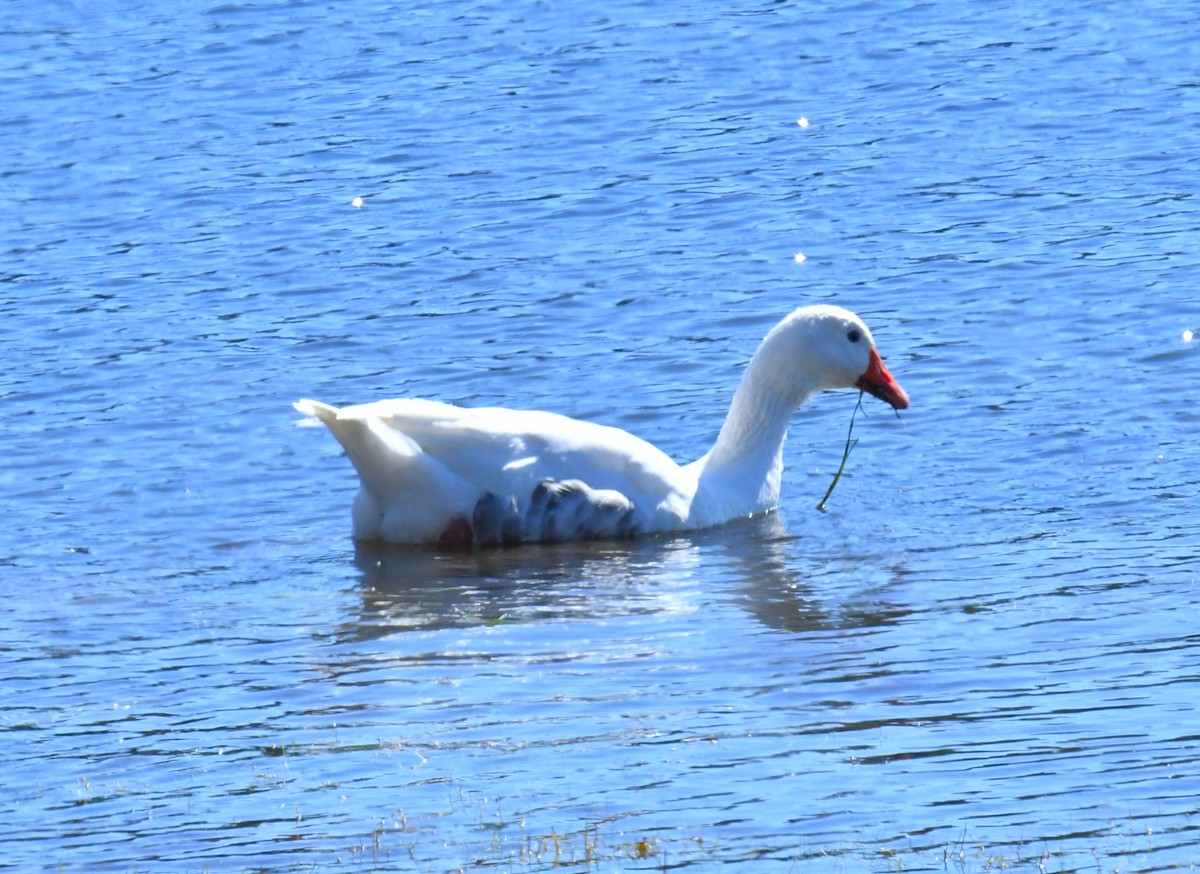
[325,810,1175,873]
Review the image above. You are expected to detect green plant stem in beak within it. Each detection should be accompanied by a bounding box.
[817,392,864,512]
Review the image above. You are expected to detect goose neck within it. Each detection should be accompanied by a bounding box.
[699,354,815,491]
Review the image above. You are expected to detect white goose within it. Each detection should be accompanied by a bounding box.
[295,304,908,548]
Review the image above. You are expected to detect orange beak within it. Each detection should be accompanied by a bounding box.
[856,347,909,410]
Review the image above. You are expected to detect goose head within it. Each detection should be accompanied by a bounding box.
[757,305,909,410]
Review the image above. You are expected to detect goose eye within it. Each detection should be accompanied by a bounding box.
[847,328,862,343]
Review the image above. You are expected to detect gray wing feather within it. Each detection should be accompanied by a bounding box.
[472,479,639,545]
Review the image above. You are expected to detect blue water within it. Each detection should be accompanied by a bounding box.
[3,1,1199,871]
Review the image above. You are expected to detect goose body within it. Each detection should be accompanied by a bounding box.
[295,305,908,548]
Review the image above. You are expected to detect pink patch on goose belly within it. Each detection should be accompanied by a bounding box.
[435,516,473,551]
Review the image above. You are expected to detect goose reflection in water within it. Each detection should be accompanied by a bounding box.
[338,515,910,641]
